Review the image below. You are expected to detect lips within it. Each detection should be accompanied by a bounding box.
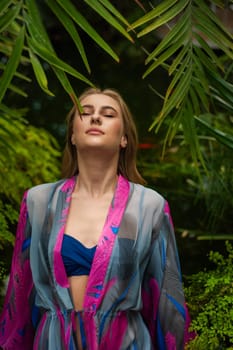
[86,128,104,135]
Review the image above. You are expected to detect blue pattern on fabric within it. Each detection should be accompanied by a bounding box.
[22,238,31,252]
[77,312,86,349]
[17,328,25,336]
[111,226,119,234]
[99,271,137,340]
[161,238,166,270]
[69,339,74,350]
[157,318,166,350]
[138,187,145,233]
[176,250,183,282]
[88,292,101,298]
[94,284,103,290]
[166,293,186,319]
[31,302,40,328]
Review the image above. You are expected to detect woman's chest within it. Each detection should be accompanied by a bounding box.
[64,195,113,247]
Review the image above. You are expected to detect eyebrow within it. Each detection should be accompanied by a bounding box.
[82,104,118,113]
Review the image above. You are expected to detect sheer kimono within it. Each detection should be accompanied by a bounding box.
[0,175,192,349]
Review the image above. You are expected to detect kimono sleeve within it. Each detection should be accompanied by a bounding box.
[141,201,193,350]
[0,191,35,350]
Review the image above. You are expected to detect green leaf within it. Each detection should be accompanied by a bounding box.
[143,30,190,78]
[98,0,132,27]
[197,235,233,240]
[169,44,189,75]
[0,2,21,32]
[160,62,192,119]
[25,0,52,48]
[166,54,191,99]
[193,44,219,76]
[192,50,210,92]
[207,69,233,105]
[189,87,201,115]
[27,36,93,86]
[145,12,190,65]
[150,63,192,132]
[196,22,233,58]
[29,49,54,96]
[145,9,190,64]
[160,106,182,148]
[210,90,233,112]
[192,79,209,112]
[198,0,233,40]
[193,7,233,58]
[195,115,233,150]
[0,137,16,154]
[0,103,27,119]
[56,0,119,62]
[0,0,12,14]
[137,0,189,37]
[0,62,31,82]
[0,26,25,104]
[52,68,82,110]
[84,0,133,42]
[46,0,90,74]
[8,84,28,97]
[193,32,224,71]
[182,101,205,167]
[130,0,177,29]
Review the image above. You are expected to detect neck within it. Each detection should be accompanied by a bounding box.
[75,152,119,198]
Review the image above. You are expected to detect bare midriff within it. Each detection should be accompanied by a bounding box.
[69,276,89,350]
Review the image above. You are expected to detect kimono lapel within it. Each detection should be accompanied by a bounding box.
[53,177,76,288]
[83,175,130,311]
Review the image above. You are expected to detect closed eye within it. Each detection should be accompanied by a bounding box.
[103,114,114,118]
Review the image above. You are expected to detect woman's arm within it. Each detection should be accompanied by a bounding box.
[141,201,193,350]
[0,192,35,350]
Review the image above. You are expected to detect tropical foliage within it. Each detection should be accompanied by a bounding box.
[185,241,233,349]
[0,0,133,108]
[130,0,233,166]
[1,0,232,162]
[0,105,60,250]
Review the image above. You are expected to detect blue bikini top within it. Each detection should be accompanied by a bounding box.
[61,234,97,277]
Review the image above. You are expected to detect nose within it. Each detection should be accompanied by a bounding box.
[90,113,102,125]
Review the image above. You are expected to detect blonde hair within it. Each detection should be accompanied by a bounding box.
[61,87,145,184]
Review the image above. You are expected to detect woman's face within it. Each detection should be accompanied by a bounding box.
[71,93,127,154]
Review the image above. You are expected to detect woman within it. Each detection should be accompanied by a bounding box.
[0,88,192,349]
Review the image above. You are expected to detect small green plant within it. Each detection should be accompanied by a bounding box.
[0,110,61,286]
[185,241,233,350]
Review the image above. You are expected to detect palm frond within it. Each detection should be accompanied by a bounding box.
[54,0,118,62]
[0,1,21,32]
[195,116,233,150]
[84,0,133,42]
[46,0,91,74]
[0,0,133,107]
[29,49,54,96]
[0,26,25,104]
[131,0,233,166]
